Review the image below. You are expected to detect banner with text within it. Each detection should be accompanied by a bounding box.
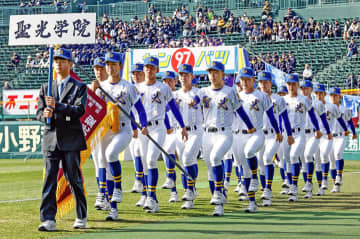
[8,13,96,46]
[130,46,239,76]
[2,89,39,115]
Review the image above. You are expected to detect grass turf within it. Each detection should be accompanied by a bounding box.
[0,159,359,239]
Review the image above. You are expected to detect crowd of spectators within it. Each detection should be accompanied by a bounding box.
[25,52,49,73]
[250,51,297,75]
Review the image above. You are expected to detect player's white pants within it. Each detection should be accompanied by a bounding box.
[139,123,166,170]
[129,135,149,174]
[319,136,333,164]
[162,130,184,170]
[330,135,347,170]
[100,124,132,164]
[93,140,116,181]
[203,129,233,181]
[258,133,280,175]
[176,128,203,167]
[277,134,288,170]
[232,130,265,178]
[283,130,305,170]
[303,133,320,164]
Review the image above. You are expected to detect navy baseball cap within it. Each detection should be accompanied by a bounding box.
[192,77,199,85]
[314,83,326,93]
[162,71,176,80]
[277,85,288,94]
[54,48,73,61]
[329,87,341,95]
[105,52,122,63]
[300,80,313,88]
[257,71,272,81]
[131,63,144,72]
[93,57,105,67]
[207,61,225,72]
[178,64,193,74]
[144,56,159,68]
[238,67,255,78]
[286,74,299,83]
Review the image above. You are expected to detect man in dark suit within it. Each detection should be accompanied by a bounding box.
[37,48,88,231]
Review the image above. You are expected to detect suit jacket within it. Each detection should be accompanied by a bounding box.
[36,76,88,152]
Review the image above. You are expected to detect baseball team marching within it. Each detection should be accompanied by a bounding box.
[37,48,357,231]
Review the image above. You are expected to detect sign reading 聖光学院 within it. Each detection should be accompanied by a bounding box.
[8,13,96,46]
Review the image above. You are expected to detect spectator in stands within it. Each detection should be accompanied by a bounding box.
[40,52,49,68]
[35,0,42,6]
[346,74,357,88]
[314,22,321,39]
[344,19,351,39]
[183,19,192,36]
[223,8,231,22]
[210,15,218,32]
[347,38,358,59]
[261,1,272,20]
[61,2,68,12]
[321,21,329,38]
[333,20,342,38]
[26,55,35,73]
[289,51,296,68]
[53,0,61,13]
[348,19,360,37]
[303,64,313,81]
[33,53,42,69]
[8,52,20,71]
[3,81,12,90]
[80,1,88,13]
[284,8,295,22]
[20,1,27,14]
[196,4,203,20]
[148,4,157,16]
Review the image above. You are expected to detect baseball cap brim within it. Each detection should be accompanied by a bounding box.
[207,66,223,71]
[54,55,72,61]
[144,62,158,68]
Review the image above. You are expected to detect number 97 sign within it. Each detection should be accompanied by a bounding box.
[171,48,195,72]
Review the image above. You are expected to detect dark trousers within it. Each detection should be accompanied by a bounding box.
[40,147,87,222]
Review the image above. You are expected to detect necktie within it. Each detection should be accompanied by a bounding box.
[59,81,65,96]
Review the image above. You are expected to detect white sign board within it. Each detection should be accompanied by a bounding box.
[130,46,239,75]
[8,13,96,46]
[2,89,39,115]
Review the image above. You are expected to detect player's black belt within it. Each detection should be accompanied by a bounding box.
[333,133,343,137]
[147,120,160,126]
[233,130,240,134]
[292,128,301,133]
[185,125,198,131]
[305,129,315,134]
[206,127,226,133]
[110,122,126,129]
[241,130,250,134]
[263,129,274,135]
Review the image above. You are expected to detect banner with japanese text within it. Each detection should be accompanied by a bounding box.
[2,89,39,115]
[130,46,239,76]
[8,13,96,46]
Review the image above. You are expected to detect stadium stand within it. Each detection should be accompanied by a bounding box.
[0,0,360,93]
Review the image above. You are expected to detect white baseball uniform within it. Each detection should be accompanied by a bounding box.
[258,93,286,175]
[135,81,173,170]
[330,104,351,169]
[283,94,312,166]
[199,85,242,181]
[174,87,203,167]
[96,79,140,165]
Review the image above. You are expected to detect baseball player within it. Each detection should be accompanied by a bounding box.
[90,57,114,212]
[300,81,331,199]
[276,85,290,194]
[199,62,255,216]
[257,71,294,206]
[135,56,188,213]
[128,63,149,208]
[92,52,148,220]
[314,84,349,195]
[171,64,204,210]
[283,74,322,202]
[161,71,182,203]
[329,87,357,192]
[236,67,282,212]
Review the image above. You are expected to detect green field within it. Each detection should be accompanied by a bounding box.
[0,158,359,239]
